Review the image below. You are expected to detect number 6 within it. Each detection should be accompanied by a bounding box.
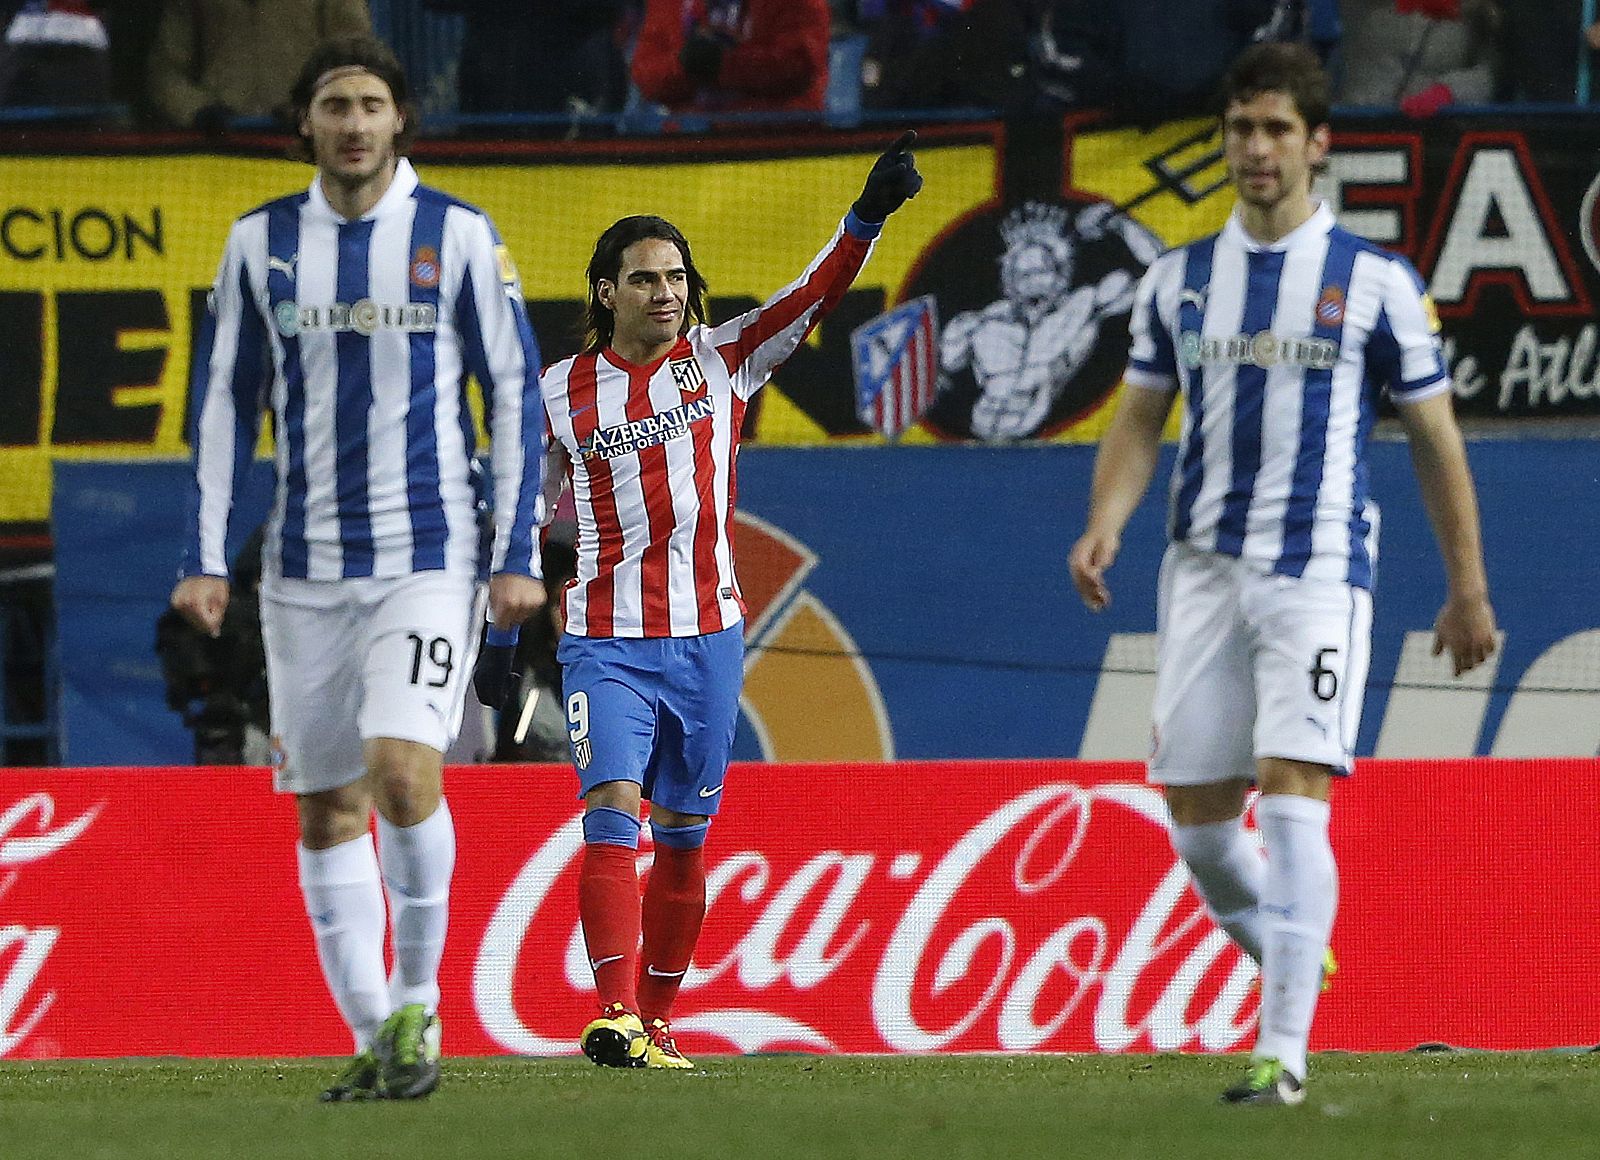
[1309,647,1340,702]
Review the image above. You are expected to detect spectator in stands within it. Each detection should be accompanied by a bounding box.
[423,0,632,117]
[631,0,829,115]
[104,0,160,121]
[0,0,111,111]
[146,0,370,133]
[857,0,1038,113]
[1252,0,1344,59]
[1338,0,1500,116]
[1498,1,1594,103]
[1028,0,1283,125]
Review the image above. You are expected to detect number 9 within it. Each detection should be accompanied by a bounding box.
[567,691,590,742]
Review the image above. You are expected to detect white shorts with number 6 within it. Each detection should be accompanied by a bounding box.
[261,572,484,795]
[1149,543,1372,785]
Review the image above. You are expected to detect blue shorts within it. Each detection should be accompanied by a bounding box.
[555,622,743,815]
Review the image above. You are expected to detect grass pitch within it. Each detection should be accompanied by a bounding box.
[0,1052,1595,1160]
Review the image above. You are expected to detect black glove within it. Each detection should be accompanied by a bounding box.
[852,130,924,224]
[192,102,234,136]
[473,624,520,709]
[680,32,724,83]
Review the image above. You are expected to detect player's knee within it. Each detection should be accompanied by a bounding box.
[583,806,642,849]
[365,740,443,823]
[651,820,710,849]
[367,767,440,826]
[296,795,370,849]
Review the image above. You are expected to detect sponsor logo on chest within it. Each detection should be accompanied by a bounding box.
[273,298,437,337]
[577,394,716,460]
[1178,329,1339,371]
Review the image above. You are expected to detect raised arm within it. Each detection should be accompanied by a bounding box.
[710,132,924,398]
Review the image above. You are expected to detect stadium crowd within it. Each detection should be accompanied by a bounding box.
[2,1,1599,131]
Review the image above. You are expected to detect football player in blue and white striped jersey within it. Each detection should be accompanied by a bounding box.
[1069,42,1497,1107]
[170,35,546,1102]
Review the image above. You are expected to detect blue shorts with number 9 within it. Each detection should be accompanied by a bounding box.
[555,621,744,816]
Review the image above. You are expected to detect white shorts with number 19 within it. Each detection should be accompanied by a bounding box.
[260,572,484,795]
[1148,543,1373,786]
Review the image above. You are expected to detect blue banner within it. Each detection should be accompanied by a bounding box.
[53,441,1600,765]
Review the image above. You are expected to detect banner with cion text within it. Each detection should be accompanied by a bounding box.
[1,759,1596,1059]
[9,112,1600,532]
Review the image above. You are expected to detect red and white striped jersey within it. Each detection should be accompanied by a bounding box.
[540,212,879,637]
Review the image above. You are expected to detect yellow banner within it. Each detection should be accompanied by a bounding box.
[2,129,1243,524]
[0,146,996,524]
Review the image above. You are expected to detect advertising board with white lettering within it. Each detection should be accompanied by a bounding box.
[50,432,1600,767]
[0,759,1594,1059]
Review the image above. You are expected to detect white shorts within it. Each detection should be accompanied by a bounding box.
[260,571,484,794]
[1149,543,1372,785]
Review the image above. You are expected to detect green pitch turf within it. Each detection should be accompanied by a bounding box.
[0,1053,1595,1160]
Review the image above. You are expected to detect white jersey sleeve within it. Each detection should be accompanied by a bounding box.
[181,215,269,579]
[1123,248,1183,393]
[1373,256,1451,405]
[455,211,546,577]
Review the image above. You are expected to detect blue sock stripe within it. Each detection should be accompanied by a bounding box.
[583,807,642,849]
[652,821,710,850]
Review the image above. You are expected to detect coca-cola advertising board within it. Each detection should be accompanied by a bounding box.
[3,758,1595,1059]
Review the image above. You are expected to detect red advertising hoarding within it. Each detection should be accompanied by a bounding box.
[2,759,1594,1059]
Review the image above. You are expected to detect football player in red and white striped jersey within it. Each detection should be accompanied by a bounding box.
[536,133,922,1068]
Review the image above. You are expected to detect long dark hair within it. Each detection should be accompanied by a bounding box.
[581,215,709,353]
[289,35,417,163]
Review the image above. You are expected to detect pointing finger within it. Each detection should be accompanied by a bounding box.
[890,129,917,153]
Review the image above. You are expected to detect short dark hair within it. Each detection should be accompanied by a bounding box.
[289,35,416,162]
[581,216,709,353]
[1220,41,1331,130]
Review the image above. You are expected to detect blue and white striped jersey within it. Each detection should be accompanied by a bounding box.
[1125,204,1448,589]
[181,159,544,583]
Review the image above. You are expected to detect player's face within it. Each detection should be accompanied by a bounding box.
[600,238,689,359]
[1223,91,1329,212]
[302,71,404,187]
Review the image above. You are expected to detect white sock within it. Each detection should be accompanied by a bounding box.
[297,834,390,1052]
[1169,817,1267,963]
[377,800,456,1014]
[1253,794,1338,1082]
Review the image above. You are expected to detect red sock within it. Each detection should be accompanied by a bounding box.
[578,843,641,1012]
[638,844,706,1024]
